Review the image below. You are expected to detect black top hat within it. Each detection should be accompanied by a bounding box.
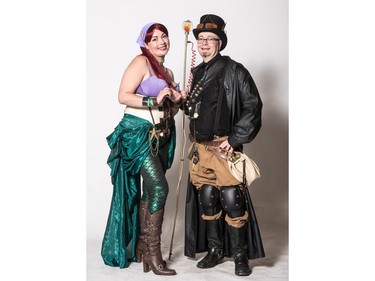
[193,14,227,51]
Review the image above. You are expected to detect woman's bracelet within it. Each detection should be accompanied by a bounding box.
[142,96,158,107]
[142,96,148,106]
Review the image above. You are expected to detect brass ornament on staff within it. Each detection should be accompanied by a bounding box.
[168,20,192,261]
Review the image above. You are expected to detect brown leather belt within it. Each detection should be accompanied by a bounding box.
[189,134,229,159]
[188,134,224,147]
[206,146,228,160]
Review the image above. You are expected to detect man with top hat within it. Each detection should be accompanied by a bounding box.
[182,14,265,276]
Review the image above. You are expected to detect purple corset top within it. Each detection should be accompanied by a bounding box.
[136,75,168,97]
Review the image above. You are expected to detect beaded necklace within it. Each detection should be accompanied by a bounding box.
[186,68,207,119]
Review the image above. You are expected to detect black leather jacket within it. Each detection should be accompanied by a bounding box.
[217,55,262,148]
[187,55,262,149]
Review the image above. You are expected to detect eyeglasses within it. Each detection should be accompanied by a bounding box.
[197,37,221,44]
[196,23,218,29]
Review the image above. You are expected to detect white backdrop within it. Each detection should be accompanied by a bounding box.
[87,0,288,279]
[2,1,374,281]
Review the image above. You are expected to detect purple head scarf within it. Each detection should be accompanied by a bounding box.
[136,22,156,47]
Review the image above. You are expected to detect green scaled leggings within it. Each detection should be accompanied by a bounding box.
[140,137,170,214]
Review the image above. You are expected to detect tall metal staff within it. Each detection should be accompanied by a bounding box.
[168,20,193,260]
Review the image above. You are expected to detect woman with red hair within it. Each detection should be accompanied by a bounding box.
[101,22,182,276]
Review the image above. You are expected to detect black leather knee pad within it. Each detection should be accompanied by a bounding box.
[220,185,245,218]
[198,184,221,216]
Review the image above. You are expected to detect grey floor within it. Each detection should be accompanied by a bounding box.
[87,208,288,281]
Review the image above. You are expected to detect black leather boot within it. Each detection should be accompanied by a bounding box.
[228,224,252,276]
[197,218,224,268]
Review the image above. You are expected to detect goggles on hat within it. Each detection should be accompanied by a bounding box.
[196,23,219,29]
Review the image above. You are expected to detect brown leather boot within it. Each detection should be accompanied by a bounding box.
[136,201,167,266]
[136,201,148,263]
[142,208,176,275]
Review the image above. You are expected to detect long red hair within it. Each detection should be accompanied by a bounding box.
[140,23,172,86]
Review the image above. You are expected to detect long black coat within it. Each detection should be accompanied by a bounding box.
[184,55,265,259]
